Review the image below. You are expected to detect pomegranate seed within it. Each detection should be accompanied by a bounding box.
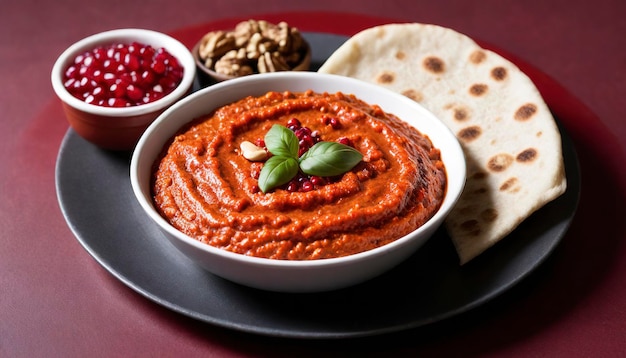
[93,47,107,60]
[158,75,173,89]
[102,72,116,86]
[294,127,311,139]
[139,45,155,61]
[311,130,320,142]
[91,69,104,82]
[107,97,129,107]
[167,55,180,68]
[286,181,299,192]
[64,78,76,89]
[91,86,105,99]
[299,136,314,149]
[125,84,144,102]
[65,65,78,79]
[109,83,125,98]
[287,117,301,128]
[310,176,325,186]
[82,55,94,68]
[74,53,85,65]
[300,180,314,192]
[148,91,164,102]
[123,53,140,71]
[151,60,166,74]
[102,59,117,72]
[139,69,156,88]
[337,137,353,147]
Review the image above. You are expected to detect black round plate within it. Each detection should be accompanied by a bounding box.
[55,33,580,339]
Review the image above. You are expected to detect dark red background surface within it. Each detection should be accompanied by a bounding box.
[2,1,625,357]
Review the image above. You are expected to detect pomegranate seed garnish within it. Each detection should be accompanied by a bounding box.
[300,180,314,192]
[287,117,301,128]
[311,130,320,142]
[337,137,353,147]
[310,176,326,187]
[294,127,311,139]
[286,181,299,192]
[329,118,341,129]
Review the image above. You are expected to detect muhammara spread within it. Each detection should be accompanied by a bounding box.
[152,90,446,260]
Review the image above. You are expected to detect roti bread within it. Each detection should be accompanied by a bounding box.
[318,23,567,264]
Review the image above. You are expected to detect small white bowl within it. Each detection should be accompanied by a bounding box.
[51,28,196,150]
[130,72,466,292]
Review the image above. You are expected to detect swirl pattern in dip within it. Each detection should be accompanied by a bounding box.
[152,90,446,260]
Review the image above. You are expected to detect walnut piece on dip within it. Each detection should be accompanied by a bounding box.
[195,19,311,79]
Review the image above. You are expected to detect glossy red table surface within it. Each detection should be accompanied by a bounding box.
[2,1,625,357]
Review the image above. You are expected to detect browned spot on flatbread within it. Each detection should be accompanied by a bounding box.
[516,148,538,163]
[395,51,406,60]
[469,50,486,64]
[487,153,514,172]
[460,219,481,236]
[376,71,395,84]
[514,103,538,121]
[458,126,482,142]
[469,83,488,96]
[423,56,445,73]
[491,66,507,81]
[481,208,498,222]
[500,177,521,193]
[402,89,423,102]
[454,106,470,121]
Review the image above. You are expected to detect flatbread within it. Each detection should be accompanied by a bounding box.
[318,23,567,264]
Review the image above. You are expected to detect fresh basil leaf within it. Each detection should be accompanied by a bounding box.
[258,155,299,193]
[264,124,299,158]
[299,142,363,177]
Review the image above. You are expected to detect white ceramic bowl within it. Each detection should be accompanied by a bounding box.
[51,28,196,150]
[130,72,466,293]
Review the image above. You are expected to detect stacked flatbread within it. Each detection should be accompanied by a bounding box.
[318,23,567,264]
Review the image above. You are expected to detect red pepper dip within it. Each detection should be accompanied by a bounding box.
[152,90,446,260]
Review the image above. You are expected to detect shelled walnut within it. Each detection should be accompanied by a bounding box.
[197,19,309,78]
